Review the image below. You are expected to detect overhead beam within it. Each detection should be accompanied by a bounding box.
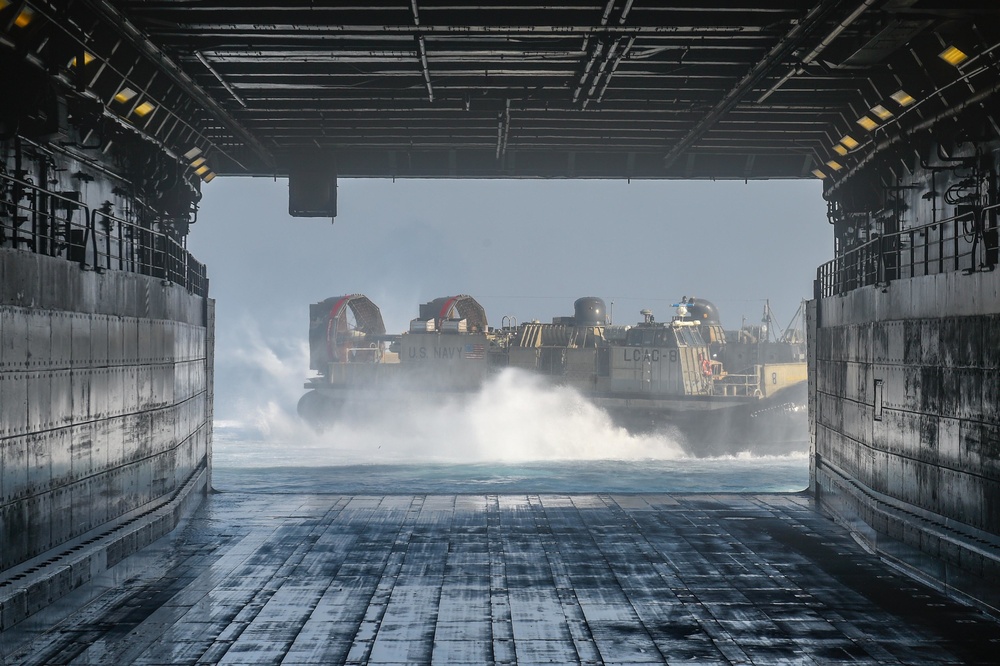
[757,0,878,102]
[80,0,274,170]
[662,0,850,169]
[134,24,774,38]
[195,51,247,108]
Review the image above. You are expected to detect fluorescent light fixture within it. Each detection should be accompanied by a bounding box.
[189,156,206,168]
[114,87,137,103]
[856,115,878,131]
[183,147,202,160]
[833,144,848,156]
[826,160,843,171]
[811,169,826,179]
[870,105,893,121]
[891,90,916,107]
[194,165,209,176]
[133,101,155,117]
[13,7,34,28]
[939,45,968,66]
[840,135,859,149]
[203,172,216,183]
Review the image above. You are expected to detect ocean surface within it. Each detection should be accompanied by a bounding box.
[212,423,810,495]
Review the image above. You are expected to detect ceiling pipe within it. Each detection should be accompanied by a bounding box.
[757,0,879,103]
[195,51,247,108]
[596,36,636,105]
[573,0,616,104]
[410,0,434,103]
[578,0,636,108]
[803,0,879,66]
[662,0,853,170]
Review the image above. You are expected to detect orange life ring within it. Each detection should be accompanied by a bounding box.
[701,357,712,377]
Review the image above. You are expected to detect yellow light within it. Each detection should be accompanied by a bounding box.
[13,7,34,28]
[133,101,155,117]
[939,45,968,66]
[840,135,859,149]
[194,165,209,176]
[189,156,206,168]
[870,105,893,121]
[183,147,202,160]
[811,169,826,179]
[856,115,878,131]
[114,87,137,103]
[71,52,96,68]
[833,144,848,156]
[891,90,916,107]
[203,172,216,183]
[826,160,843,171]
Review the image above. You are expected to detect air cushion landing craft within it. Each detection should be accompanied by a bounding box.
[299,294,807,455]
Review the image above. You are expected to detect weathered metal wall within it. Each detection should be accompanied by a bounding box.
[0,247,212,619]
[810,267,1000,612]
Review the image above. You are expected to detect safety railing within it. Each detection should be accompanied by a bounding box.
[713,371,762,398]
[816,204,999,298]
[0,172,208,297]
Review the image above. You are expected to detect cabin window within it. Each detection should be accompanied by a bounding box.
[642,329,656,346]
[675,328,697,347]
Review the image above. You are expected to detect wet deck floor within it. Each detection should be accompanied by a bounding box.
[3,492,998,665]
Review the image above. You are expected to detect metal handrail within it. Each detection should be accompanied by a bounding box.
[0,172,208,297]
[816,203,999,298]
[712,371,762,397]
[0,175,90,262]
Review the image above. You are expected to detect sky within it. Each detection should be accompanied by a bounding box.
[187,178,831,424]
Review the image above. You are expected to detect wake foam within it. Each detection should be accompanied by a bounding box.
[217,368,689,466]
[211,328,806,467]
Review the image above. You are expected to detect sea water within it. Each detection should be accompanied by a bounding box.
[211,369,809,494]
[211,452,810,495]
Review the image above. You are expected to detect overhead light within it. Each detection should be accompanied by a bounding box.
[891,90,916,107]
[939,45,968,66]
[840,135,859,149]
[70,52,96,68]
[203,172,216,183]
[870,105,893,121]
[189,156,206,168]
[194,165,209,176]
[833,144,848,156]
[183,147,202,160]
[133,101,155,116]
[856,115,878,131]
[826,160,843,171]
[811,169,826,179]
[12,6,34,28]
[114,87,137,103]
